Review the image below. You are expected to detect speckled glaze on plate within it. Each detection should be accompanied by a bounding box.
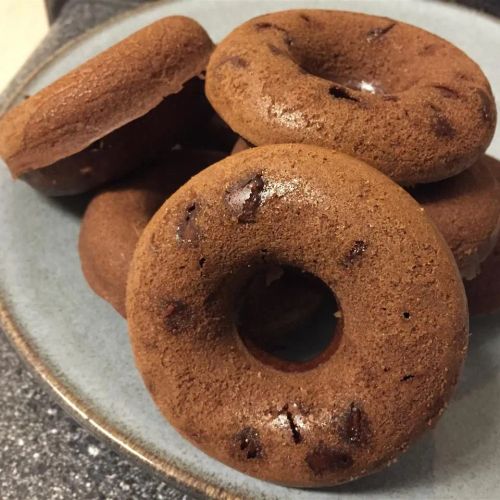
[0,1,499,498]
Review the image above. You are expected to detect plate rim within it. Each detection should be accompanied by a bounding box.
[0,1,498,499]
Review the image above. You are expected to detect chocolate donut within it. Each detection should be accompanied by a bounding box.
[232,139,500,279]
[411,156,500,280]
[127,144,468,487]
[0,17,214,195]
[206,10,496,185]
[79,150,224,316]
[465,156,500,315]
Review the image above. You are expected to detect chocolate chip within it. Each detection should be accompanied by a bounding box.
[234,427,263,459]
[476,88,494,124]
[306,443,353,475]
[163,300,189,332]
[401,374,415,381]
[299,13,311,23]
[342,240,367,267]
[432,115,455,138]
[329,85,359,102]
[402,311,411,319]
[226,174,265,223]
[216,55,248,70]
[367,22,396,42]
[341,402,371,447]
[177,202,200,244]
[280,405,302,444]
[432,85,459,99]
[198,257,206,269]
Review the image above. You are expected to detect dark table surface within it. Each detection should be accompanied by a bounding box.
[0,1,498,499]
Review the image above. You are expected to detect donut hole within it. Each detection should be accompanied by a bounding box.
[295,40,418,95]
[300,57,389,95]
[235,265,341,371]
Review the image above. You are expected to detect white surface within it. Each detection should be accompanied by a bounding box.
[0,0,48,92]
[0,1,499,498]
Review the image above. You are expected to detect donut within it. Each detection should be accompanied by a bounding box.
[0,17,214,195]
[127,144,468,487]
[410,156,500,280]
[466,240,500,315]
[232,139,500,279]
[206,10,496,185]
[465,156,500,315]
[79,150,225,316]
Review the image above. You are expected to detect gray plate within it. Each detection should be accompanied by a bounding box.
[1,0,499,498]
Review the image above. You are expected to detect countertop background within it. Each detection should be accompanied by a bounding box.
[0,1,498,499]
[0,1,48,93]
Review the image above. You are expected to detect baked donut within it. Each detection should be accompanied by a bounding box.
[410,156,500,280]
[79,150,224,316]
[127,144,468,487]
[206,10,496,185]
[0,17,214,195]
[232,139,500,279]
[466,240,500,315]
[465,156,500,315]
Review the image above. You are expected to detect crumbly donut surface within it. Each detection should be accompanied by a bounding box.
[207,10,496,185]
[127,144,468,487]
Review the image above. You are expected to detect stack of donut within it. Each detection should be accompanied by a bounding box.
[0,10,498,488]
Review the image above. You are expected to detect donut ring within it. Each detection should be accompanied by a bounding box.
[0,17,213,195]
[79,150,225,316]
[206,10,496,185]
[232,139,500,279]
[127,144,468,487]
[465,156,500,315]
[411,156,500,280]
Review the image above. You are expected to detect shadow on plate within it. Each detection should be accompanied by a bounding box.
[44,190,94,218]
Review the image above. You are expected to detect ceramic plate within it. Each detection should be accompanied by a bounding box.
[1,0,499,498]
